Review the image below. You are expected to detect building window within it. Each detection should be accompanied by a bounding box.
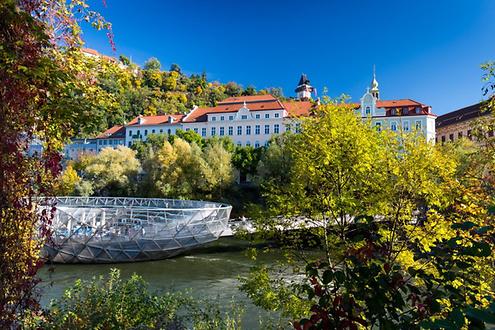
[415,107,421,114]
[449,134,454,141]
[194,128,198,133]
[237,126,242,135]
[295,123,301,133]
[246,125,251,135]
[286,124,291,132]
[212,116,216,121]
[441,136,446,143]
[211,127,216,136]
[229,115,234,120]
[391,108,396,116]
[152,129,155,134]
[220,116,225,121]
[255,125,260,135]
[219,127,225,136]
[365,106,371,115]
[264,141,269,147]
[458,132,463,139]
[241,115,248,120]
[403,121,410,132]
[468,129,472,140]
[128,141,132,147]
[264,125,270,134]
[160,129,163,133]
[167,129,171,135]
[375,122,382,131]
[255,114,260,119]
[246,141,251,147]
[137,130,140,138]
[129,130,132,137]
[403,108,409,115]
[265,114,270,119]
[237,142,242,147]
[144,129,148,136]
[228,126,233,136]
[185,128,190,131]
[255,141,260,148]
[274,124,280,134]
[391,122,397,131]
[99,140,103,145]
[274,113,280,118]
[415,121,422,130]
[201,128,206,137]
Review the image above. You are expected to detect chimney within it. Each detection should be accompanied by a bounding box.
[137,115,144,125]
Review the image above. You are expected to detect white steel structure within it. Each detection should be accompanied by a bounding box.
[39,197,232,263]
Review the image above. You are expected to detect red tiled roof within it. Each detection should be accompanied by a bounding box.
[127,114,185,126]
[183,95,286,123]
[81,48,118,63]
[282,101,315,117]
[96,125,125,139]
[218,95,278,104]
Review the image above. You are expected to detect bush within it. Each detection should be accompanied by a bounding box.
[24,269,242,330]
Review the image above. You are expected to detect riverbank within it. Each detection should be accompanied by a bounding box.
[37,237,286,329]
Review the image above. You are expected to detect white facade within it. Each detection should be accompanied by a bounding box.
[356,89,436,142]
[182,107,291,147]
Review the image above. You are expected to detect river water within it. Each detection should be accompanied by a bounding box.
[38,238,289,329]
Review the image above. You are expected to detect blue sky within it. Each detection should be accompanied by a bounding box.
[82,0,495,115]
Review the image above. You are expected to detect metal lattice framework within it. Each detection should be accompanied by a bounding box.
[37,197,232,263]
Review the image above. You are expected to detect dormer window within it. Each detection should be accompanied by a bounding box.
[391,108,397,116]
[403,108,409,115]
[415,107,421,114]
[241,115,248,120]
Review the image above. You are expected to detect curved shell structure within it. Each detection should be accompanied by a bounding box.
[39,197,232,263]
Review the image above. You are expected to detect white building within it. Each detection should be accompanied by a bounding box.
[113,73,436,149]
[95,125,126,152]
[63,138,97,160]
[125,114,185,146]
[180,94,314,147]
[355,72,436,142]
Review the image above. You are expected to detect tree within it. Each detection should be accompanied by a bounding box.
[203,141,235,198]
[224,81,243,97]
[241,101,495,328]
[54,164,81,196]
[144,57,161,71]
[80,146,140,196]
[232,146,262,182]
[0,0,111,325]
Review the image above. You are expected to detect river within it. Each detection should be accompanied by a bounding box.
[38,237,289,329]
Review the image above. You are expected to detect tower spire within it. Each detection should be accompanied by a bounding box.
[370,65,379,99]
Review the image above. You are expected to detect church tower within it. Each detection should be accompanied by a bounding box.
[370,65,380,99]
[295,73,314,100]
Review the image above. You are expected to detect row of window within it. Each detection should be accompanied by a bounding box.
[375,120,422,132]
[211,113,280,121]
[98,139,124,145]
[196,124,284,137]
[365,107,423,116]
[128,128,174,138]
[438,129,494,143]
[235,141,270,148]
